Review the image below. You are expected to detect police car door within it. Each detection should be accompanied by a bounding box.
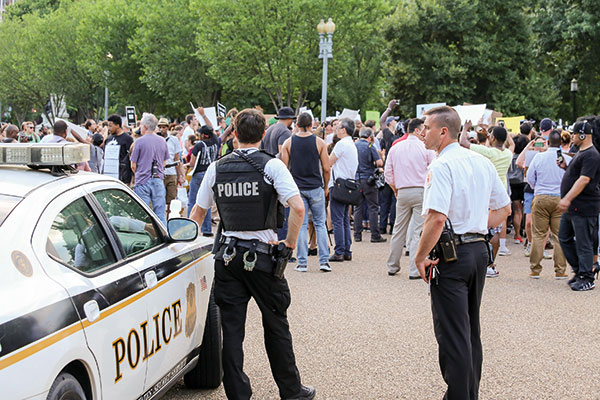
[87,184,213,396]
[32,186,149,399]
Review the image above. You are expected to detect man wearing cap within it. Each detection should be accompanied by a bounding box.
[159,118,183,215]
[261,106,295,157]
[558,119,600,291]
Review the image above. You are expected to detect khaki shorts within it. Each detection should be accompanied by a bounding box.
[164,174,178,207]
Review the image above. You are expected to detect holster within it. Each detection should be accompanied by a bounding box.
[272,243,292,279]
[433,220,458,263]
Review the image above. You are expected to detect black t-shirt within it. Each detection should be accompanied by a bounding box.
[104,132,134,184]
[191,134,219,174]
[560,146,600,216]
[380,128,398,155]
[513,134,529,155]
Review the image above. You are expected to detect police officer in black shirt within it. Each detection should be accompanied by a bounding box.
[189,108,314,400]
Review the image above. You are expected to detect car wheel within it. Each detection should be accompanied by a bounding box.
[184,288,223,389]
[47,372,86,400]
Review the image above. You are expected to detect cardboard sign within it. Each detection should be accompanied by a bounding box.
[125,106,136,127]
[501,116,525,133]
[453,104,487,125]
[339,108,359,121]
[190,102,218,129]
[416,103,446,118]
[56,118,89,140]
[299,106,314,121]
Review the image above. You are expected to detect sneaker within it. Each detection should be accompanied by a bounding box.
[290,257,297,263]
[554,273,568,280]
[319,263,331,272]
[370,236,387,243]
[283,384,316,400]
[295,265,307,272]
[543,250,552,259]
[308,248,318,256]
[570,277,595,291]
[567,275,578,285]
[514,237,524,244]
[486,266,499,278]
[524,243,531,257]
[545,241,554,250]
[354,236,362,242]
[498,247,511,256]
[529,271,540,279]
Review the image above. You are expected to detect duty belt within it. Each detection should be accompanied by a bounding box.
[219,237,274,272]
[454,233,487,246]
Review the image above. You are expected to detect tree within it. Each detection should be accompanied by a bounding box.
[384,0,559,120]
[194,0,391,114]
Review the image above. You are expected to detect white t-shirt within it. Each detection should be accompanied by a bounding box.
[196,148,300,243]
[165,134,182,176]
[329,136,358,187]
[422,142,510,235]
[325,133,335,144]
[181,126,195,145]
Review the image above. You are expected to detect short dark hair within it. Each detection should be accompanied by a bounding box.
[199,125,214,138]
[4,124,18,138]
[53,120,68,136]
[235,108,266,144]
[186,113,195,125]
[492,126,507,144]
[84,119,95,129]
[424,106,461,138]
[217,116,225,124]
[297,112,312,129]
[548,129,561,147]
[107,114,122,127]
[407,118,424,133]
[364,120,376,129]
[520,122,532,135]
[92,133,104,147]
[339,118,355,137]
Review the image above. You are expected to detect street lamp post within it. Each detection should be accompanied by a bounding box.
[570,78,578,125]
[104,53,113,121]
[317,18,335,123]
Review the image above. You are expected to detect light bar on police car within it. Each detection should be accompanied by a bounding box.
[0,143,90,165]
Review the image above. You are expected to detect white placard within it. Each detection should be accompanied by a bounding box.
[339,108,359,121]
[103,141,120,179]
[416,103,446,118]
[453,104,487,125]
[299,107,314,121]
[57,118,89,140]
[190,102,218,129]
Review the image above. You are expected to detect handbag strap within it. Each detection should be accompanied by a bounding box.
[234,150,274,185]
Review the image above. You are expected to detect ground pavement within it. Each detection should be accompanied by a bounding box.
[165,236,600,400]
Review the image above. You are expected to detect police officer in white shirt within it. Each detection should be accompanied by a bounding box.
[414,106,511,400]
[189,109,315,400]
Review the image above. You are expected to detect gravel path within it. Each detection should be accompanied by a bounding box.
[165,237,600,399]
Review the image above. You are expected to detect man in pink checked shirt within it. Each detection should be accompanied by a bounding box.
[384,118,436,278]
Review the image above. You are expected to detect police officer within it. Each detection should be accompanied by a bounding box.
[189,108,314,400]
[414,106,511,399]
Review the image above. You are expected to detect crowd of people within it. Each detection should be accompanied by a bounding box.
[1,101,599,291]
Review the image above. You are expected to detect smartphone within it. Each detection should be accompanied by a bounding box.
[534,142,545,148]
[557,149,564,164]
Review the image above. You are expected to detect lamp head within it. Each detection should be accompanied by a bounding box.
[317,19,326,34]
[325,18,335,34]
[571,78,578,92]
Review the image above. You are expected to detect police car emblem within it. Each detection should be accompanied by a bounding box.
[185,282,197,338]
[11,251,33,277]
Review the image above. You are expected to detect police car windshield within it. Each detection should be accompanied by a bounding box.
[0,194,23,226]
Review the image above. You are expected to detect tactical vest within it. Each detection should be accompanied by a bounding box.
[213,151,284,231]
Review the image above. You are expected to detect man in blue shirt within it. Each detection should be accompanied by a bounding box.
[527,130,571,279]
[353,128,386,243]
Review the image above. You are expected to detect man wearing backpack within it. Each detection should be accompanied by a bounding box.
[509,122,533,244]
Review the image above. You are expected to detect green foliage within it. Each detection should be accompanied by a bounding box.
[4,0,60,20]
[384,0,560,120]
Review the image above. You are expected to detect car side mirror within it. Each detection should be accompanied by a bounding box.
[167,218,198,242]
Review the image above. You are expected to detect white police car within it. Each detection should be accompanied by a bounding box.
[0,143,222,399]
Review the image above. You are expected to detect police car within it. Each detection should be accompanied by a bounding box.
[0,143,222,400]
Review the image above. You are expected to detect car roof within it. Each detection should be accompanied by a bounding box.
[0,165,117,197]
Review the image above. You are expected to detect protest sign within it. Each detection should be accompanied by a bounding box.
[453,104,487,125]
[417,103,446,118]
[56,118,88,140]
[299,107,314,121]
[125,106,136,127]
[190,102,218,128]
[339,108,360,121]
[501,116,525,133]
[217,102,227,118]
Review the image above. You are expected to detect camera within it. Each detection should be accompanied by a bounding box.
[367,169,385,189]
[17,132,30,143]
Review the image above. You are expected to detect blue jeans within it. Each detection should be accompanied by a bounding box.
[135,178,167,226]
[187,172,212,234]
[297,187,329,265]
[330,196,352,256]
[558,213,599,281]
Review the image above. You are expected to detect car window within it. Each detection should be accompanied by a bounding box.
[93,189,162,257]
[47,197,117,273]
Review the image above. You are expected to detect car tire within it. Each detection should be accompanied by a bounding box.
[184,288,223,389]
[47,372,86,400]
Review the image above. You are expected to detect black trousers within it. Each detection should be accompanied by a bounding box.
[558,212,599,281]
[430,242,489,400]
[353,179,381,238]
[213,247,301,400]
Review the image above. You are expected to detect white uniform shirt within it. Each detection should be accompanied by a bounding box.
[165,134,182,176]
[329,136,358,187]
[196,148,300,243]
[422,142,510,235]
